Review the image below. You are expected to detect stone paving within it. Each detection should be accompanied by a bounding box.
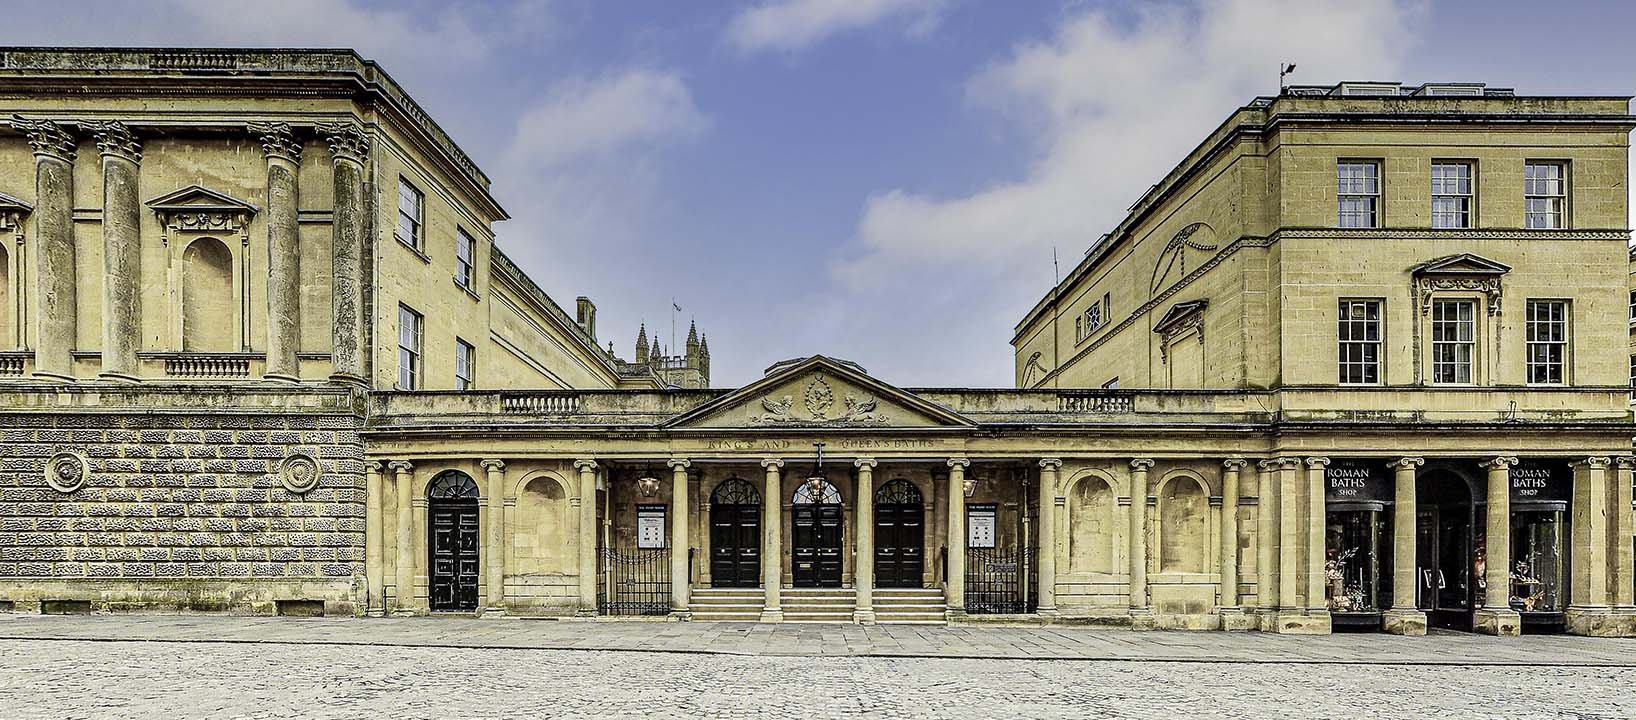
[2,616,1635,718]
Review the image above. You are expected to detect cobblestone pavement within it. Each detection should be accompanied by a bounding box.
[1,636,1634,719]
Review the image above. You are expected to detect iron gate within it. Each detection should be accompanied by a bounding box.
[597,548,671,616]
[966,547,1037,614]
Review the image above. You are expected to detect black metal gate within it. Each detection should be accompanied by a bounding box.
[597,548,671,616]
[966,547,1037,614]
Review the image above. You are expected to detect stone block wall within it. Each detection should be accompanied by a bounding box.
[0,400,366,615]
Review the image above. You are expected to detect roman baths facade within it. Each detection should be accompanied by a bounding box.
[0,49,1632,637]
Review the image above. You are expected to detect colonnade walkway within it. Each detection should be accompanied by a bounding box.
[3,614,1632,665]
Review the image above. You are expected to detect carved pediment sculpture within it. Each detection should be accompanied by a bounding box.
[751,374,887,425]
[146,185,259,239]
[1411,253,1511,316]
[1151,222,1218,291]
[0,191,32,233]
[660,355,975,430]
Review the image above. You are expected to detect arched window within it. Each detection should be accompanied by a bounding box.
[428,470,480,500]
[875,478,922,505]
[792,478,841,504]
[181,237,235,351]
[1159,476,1208,573]
[710,478,760,505]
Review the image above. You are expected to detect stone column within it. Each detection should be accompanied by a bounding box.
[1128,458,1154,626]
[1037,458,1062,616]
[1219,458,1247,629]
[85,121,142,381]
[668,458,691,618]
[10,116,76,380]
[946,458,970,615]
[317,122,369,385]
[388,460,414,615]
[1304,457,1331,624]
[1276,458,1301,614]
[1384,457,1426,635]
[249,122,302,381]
[853,458,877,624]
[364,461,385,616]
[1567,457,1613,635]
[481,459,506,614]
[1476,456,1520,636]
[574,459,598,615]
[1255,460,1278,621]
[760,458,784,622]
[1613,457,1636,612]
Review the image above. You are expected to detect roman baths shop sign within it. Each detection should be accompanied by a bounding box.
[1511,461,1572,504]
[1325,461,1391,505]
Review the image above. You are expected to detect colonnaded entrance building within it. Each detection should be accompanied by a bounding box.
[0,49,1633,637]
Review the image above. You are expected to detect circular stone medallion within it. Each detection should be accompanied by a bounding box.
[45,452,90,494]
[280,454,321,494]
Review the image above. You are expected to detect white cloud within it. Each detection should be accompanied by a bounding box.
[509,69,709,168]
[726,0,947,53]
[829,0,1420,385]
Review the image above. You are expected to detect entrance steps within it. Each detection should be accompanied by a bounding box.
[872,588,948,625]
[687,586,949,625]
[687,587,762,622]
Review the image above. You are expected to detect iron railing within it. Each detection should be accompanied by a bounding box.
[966,546,1038,614]
[597,547,671,616]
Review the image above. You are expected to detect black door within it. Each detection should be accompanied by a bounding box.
[793,503,843,587]
[710,478,761,588]
[427,470,482,612]
[1416,471,1475,631]
[875,479,924,588]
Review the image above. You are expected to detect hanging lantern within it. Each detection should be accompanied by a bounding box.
[806,442,827,498]
[636,467,661,497]
[963,472,980,498]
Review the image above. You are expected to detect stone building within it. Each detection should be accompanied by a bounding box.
[0,51,1632,637]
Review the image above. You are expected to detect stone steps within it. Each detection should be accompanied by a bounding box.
[872,588,948,625]
[687,588,762,622]
[686,586,949,624]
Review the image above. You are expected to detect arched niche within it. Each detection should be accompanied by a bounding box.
[513,473,571,576]
[181,236,235,351]
[1066,471,1117,574]
[1157,472,1210,573]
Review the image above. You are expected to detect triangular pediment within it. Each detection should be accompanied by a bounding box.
[0,191,32,213]
[145,185,259,215]
[662,355,975,430]
[1411,253,1511,276]
[1152,299,1208,335]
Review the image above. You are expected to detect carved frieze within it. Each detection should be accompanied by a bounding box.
[83,120,142,163]
[247,121,303,163]
[317,121,370,164]
[9,115,76,160]
[751,373,888,425]
[1415,276,1503,316]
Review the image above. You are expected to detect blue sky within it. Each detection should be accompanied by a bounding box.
[20,0,1635,387]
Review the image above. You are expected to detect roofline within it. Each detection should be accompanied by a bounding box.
[1012,98,1636,341]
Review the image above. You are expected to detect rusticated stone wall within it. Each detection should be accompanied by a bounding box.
[0,406,366,615]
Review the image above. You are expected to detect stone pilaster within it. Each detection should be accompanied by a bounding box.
[83,121,143,381]
[574,459,598,616]
[1476,456,1520,636]
[481,459,506,614]
[1219,458,1252,630]
[1128,458,1153,628]
[364,460,385,617]
[1613,457,1636,614]
[1384,457,1427,635]
[10,116,76,380]
[945,457,969,617]
[668,458,691,619]
[1254,459,1278,625]
[249,122,303,381]
[760,458,784,622]
[1302,457,1332,631]
[1566,457,1630,636]
[1036,458,1062,616]
[317,122,369,385]
[389,460,415,616]
[853,458,877,624]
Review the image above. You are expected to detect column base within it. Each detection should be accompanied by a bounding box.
[1266,609,1331,634]
[30,371,74,383]
[328,372,368,388]
[1474,607,1521,636]
[1217,607,1255,631]
[576,607,598,618]
[390,608,416,617]
[1565,606,1636,637]
[668,609,692,622]
[1128,608,1155,630]
[853,608,877,625]
[262,372,302,384]
[96,371,142,384]
[1036,604,1060,618]
[481,607,508,619]
[1382,608,1427,636]
[758,608,784,623]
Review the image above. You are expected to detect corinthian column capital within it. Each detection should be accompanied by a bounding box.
[317,121,370,164]
[248,121,303,163]
[10,115,76,160]
[83,120,141,163]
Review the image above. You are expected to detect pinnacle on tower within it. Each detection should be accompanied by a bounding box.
[635,323,650,364]
[686,320,701,363]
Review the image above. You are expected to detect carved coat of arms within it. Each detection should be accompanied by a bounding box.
[752,374,888,425]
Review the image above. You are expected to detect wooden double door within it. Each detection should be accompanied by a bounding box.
[429,499,480,611]
[711,503,761,587]
[792,503,843,587]
[874,501,924,587]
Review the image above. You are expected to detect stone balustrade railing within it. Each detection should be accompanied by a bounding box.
[1057,392,1135,414]
[501,392,582,414]
[0,352,27,377]
[163,354,252,379]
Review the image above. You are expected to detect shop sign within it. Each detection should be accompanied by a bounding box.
[636,504,667,549]
[1325,461,1390,503]
[1511,461,1571,503]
